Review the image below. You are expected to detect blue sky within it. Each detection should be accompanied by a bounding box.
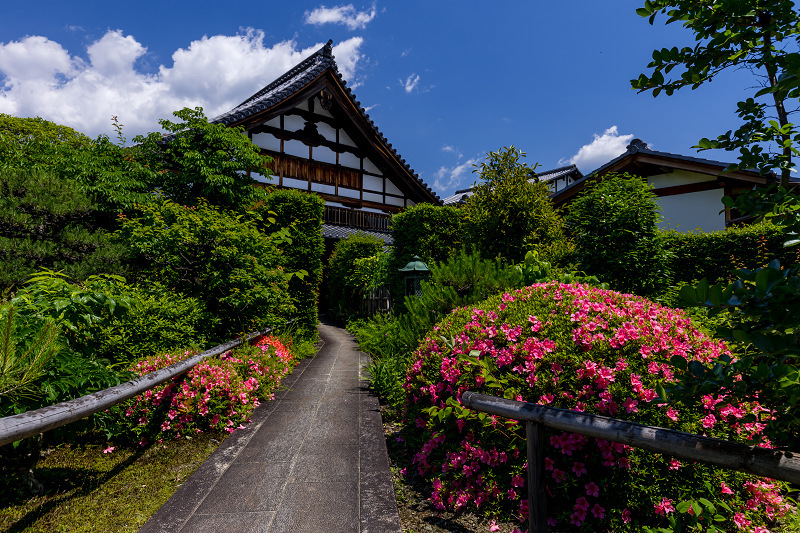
[0,1,756,198]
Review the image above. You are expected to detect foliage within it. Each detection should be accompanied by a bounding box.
[515,249,610,289]
[255,189,325,339]
[465,147,567,264]
[326,232,386,321]
[115,198,294,341]
[133,107,269,208]
[662,221,797,285]
[402,282,788,531]
[389,203,467,302]
[674,259,800,446]
[118,336,295,444]
[0,114,92,172]
[632,1,800,187]
[0,305,61,401]
[0,169,132,290]
[566,173,671,297]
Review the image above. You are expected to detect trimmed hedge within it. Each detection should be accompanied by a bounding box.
[258,189,325,339]
[662,222,799,284]
[389,203,467,306]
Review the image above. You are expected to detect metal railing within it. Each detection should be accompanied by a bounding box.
[0,320,294,447]
[461,391,800,533]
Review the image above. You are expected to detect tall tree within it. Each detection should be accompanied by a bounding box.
[632,1,800,187]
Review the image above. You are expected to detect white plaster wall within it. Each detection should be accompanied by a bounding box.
[263,116,281,128]
[648,170,714,188]
[339,130,357,147]
[282,177,307,189]
[360,207,385,214]
[311,182,336,194]
[313,145,337,164]
[317,122,337,142]
[364,192,383,203]
[250,172,276,184]
[339,151,361,169]
[283,139,309,158]
[339,187,360,199]
[295,100,309,111]
[386,179,402,196]
[363,175,383,192]
[386,196,405,207]
[251,133,281,151]
[313,97,333,118]
[363,158,381,175]
[656,188,725,232]
[283,114,306,131]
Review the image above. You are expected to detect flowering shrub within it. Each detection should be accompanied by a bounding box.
[402,282,789,532]
[122,335,294,444]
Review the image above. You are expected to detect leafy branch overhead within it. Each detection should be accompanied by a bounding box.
[632,0,800,186]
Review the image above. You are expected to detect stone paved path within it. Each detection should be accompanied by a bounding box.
[139,322,401,533]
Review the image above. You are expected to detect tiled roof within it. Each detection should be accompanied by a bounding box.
[211,40,440,205]
[321,223,394,245]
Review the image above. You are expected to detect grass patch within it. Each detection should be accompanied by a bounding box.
[0,431,227,533]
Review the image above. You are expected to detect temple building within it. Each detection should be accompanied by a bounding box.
[212,40,440,244]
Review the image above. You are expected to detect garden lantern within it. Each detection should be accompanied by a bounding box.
[398,255,430,297]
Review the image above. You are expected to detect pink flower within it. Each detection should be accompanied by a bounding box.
[702,414,717,429]
[666,407,679,422]
[721,481,734,495]
[654,497,675,516]
[668,458,680,470]
[489,519,500,531]
[585,482,599,497]
[621,508,631,523]
[591,503,605,519]
[572,462,587,477]
[733,512,751,529]
[102,446,115,454]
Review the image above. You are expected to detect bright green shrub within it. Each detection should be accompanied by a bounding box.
[115,198,294,341]
[402,283,788,531]
[256,189,324,339]
[326,232,385,321]
[0,169,132,290]
[389,203,467,302]
[662,222,798,285]
[465,147,568,264]
[566,173,670,297]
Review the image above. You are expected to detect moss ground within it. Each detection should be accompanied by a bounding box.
[0,431,226,533]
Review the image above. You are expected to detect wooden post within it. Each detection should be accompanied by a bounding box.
[526,421,547,533]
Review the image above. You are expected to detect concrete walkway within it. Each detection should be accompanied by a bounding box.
[139,322,401,533]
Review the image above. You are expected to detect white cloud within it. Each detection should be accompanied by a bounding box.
[442,144,463,159]
[304,4,376,30]
[401,73,420,93]
[562,126,634,172]
[0,30,365,138]
[433,157,479,192]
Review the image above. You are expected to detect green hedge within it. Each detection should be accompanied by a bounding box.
[662,222,799,284]
[258,189,324,339]
[388,203,466,305]
[327,233,385,321]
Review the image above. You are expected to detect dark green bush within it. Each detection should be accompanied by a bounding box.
[662,222,798,285]
[326,233,385,321]
[256,189,324,339]
[115,198,294,341]
[566,172,670,297]
[0,169,131,291]
[388,203,467,302]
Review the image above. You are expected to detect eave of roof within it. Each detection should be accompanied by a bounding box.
[211,40,440,205]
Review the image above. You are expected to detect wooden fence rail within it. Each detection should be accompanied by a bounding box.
[0,320,293,448]
[460,391,800,533]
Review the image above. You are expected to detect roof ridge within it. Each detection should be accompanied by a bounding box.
[235,40,334,109]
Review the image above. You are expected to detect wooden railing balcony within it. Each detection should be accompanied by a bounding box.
[324,205,392,232]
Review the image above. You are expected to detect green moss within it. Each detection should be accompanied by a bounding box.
[0,432,226,532]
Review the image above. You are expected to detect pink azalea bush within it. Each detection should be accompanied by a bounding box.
[123,335,294,444]
[402,282,790,532]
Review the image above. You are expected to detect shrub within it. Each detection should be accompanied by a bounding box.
[389,203,467,301]
[465,147,568,264]
[402,282,788,531]
[326,232,385,321]
[115,198,294,341]
[566,173,670,297]
[662,222,799,285]
[0,169,132,290]
[119,335,295,444]
[256,189,325,339]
